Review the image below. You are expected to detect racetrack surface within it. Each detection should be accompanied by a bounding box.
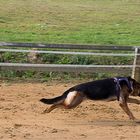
[0,82,140,140]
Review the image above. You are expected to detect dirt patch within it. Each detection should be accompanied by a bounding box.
[0,82,140,140]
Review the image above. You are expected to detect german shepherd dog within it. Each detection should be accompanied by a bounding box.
[40,77,140,120]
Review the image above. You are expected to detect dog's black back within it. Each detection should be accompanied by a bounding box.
[40,77,132,105]
[70,78,116,100]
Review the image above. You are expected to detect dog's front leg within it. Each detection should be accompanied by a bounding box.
[119,95,135,120]
[119,102,135,120]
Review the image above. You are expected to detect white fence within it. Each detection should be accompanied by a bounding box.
[0,42,140,79]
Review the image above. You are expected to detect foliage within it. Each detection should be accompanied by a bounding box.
[0,51,133,81]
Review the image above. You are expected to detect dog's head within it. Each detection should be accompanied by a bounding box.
[128,77,140,96]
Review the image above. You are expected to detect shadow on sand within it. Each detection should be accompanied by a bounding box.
[67,120,140,127]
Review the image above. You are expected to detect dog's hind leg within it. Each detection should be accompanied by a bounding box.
[63,91,84,109]
[42,104,63,113]
[42,91,84,113]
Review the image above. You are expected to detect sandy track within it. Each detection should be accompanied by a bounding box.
[0,82,140,140]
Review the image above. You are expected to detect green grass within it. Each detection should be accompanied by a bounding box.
[0,0,140,45]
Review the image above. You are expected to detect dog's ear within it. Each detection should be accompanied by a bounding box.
[127,76,136,84]
[127,76,135,81]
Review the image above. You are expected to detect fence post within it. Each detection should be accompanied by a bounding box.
[132,48,140,82]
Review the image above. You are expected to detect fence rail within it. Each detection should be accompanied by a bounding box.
[0,63,133,74]
[0,42,138,50]
[0,48,136,56]
[0,42,140,80]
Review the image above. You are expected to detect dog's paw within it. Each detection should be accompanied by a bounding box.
[41,111,46,114]
[129,116,136,121]
[41,108,50,114]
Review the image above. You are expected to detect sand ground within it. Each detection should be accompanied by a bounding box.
[0,82,140,140]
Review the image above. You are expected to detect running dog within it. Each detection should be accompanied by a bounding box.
[40,77,140,120]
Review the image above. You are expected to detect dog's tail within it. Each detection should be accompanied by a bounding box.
[40,88,74,105]
[40,95,65,105]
